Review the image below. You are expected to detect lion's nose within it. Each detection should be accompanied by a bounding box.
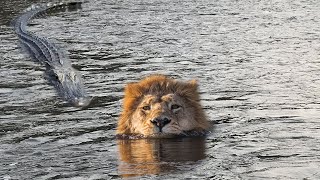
[151,117,171,132]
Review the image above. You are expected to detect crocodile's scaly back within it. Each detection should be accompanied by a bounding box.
[13,2,91,107]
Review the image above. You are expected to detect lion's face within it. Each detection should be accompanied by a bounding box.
[131,93,198,136]
[117,75,209,137]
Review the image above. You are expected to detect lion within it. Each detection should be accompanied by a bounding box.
[116,75,210,137]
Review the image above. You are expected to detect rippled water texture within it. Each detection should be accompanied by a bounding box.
[1,0,320,179]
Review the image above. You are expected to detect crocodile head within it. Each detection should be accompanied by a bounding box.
[46,68,91,107]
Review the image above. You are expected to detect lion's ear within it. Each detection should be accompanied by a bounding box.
[125,82,142,98]
[187,79,198,91]
[178,79,200,101]
[123,82,142,112]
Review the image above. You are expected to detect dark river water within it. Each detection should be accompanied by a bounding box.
[1,0,320,179]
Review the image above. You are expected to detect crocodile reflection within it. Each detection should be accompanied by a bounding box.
[117,137,206,177]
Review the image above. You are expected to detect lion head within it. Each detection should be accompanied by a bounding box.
[117,75,210,137]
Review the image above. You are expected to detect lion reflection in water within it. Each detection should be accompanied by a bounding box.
[117,138,206,177]
[117,75,210,137]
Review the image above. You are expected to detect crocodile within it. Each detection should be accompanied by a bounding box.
[13,2,91,107]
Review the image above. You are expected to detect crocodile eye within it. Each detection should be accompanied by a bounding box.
[142,105,151,111]
[171,104,181,110]
[53,74,59,80]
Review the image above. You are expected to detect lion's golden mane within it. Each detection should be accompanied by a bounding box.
[117,75,209,137]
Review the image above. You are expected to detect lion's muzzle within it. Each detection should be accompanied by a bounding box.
[150,117,171,132]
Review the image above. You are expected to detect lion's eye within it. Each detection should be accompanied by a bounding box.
[171,104,181,110]
[142,105,151,111]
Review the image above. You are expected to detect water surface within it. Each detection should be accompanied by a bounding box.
[1,0,320,179]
